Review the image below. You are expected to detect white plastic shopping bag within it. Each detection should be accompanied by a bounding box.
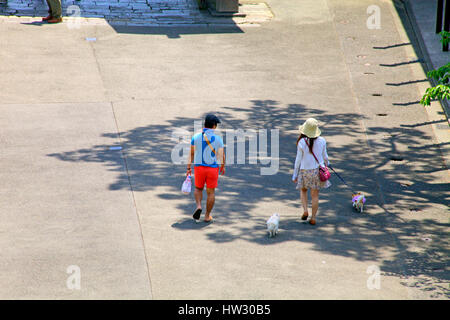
[181,175,192,194]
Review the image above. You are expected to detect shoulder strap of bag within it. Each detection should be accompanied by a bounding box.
[203,132,216,155]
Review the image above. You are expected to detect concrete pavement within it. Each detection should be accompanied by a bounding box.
[0,0,448,299]
[0,102,152,299]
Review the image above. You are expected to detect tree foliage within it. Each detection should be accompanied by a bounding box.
[420,62,450,106]
[440,30,450,47]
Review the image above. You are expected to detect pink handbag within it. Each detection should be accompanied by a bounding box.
[304,138,331,182]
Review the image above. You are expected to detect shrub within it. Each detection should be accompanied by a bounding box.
[420,62,450,106]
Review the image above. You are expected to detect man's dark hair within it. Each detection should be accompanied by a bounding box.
[204,114,221,128]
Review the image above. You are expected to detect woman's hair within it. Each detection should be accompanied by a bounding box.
[297,134,316,153]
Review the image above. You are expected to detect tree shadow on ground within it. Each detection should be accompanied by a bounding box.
[48,99,450,298]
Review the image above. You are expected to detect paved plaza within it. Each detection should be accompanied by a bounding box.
[0,0,448,299]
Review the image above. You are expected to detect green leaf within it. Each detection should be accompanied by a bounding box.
[440,31,450,46]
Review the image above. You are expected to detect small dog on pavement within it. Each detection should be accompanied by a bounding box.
[266,213,280,238]
[352,192,366,213]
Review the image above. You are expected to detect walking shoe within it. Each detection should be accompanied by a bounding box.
[47,17,63,24]
[42,15,52,21]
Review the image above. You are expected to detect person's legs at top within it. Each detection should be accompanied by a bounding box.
[300,188,309,220]
[47,0,62,23]
[310,189,320,225]
[43,0,52,20]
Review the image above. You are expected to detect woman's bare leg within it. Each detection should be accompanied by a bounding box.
[300,188,308,215]
[310,189,320,221]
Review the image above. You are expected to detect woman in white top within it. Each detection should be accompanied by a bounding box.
[292,118,331,225]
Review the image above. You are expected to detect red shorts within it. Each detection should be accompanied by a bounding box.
[194,166,219,189]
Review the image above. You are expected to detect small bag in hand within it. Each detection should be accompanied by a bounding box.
[181,175,192,194]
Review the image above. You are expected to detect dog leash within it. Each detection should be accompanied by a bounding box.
[328,164,357,194]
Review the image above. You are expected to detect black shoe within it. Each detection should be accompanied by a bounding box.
[193,208,202,220]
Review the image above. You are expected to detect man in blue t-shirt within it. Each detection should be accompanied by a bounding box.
[187,114,225,222]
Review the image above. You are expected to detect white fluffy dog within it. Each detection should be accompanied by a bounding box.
[266,213,280,238]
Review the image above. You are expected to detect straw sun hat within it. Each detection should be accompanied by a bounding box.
[298,118,321,138]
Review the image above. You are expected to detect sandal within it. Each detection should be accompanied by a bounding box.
[301,212,309,220]
[309,218,316,225]
[193,208,202,220]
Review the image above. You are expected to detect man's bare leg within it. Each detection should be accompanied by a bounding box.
[204,188,215,222]
[192,187,203,220]
[194,187,203,210]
